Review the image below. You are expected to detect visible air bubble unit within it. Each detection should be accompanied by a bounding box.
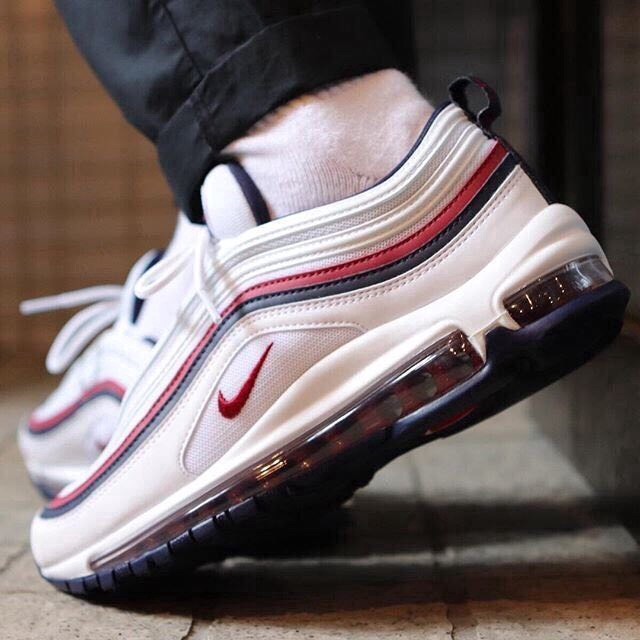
[504,256,613,326]
[89,256,614,574]
[90,331,484,571]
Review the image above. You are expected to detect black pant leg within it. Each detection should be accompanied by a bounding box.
[53,1,395,220]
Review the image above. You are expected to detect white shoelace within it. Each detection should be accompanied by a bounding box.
[134,232,222,324]
[20,285,123,375]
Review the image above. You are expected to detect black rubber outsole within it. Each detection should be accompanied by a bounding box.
[45,280,630,597]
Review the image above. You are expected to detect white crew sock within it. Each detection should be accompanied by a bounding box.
[221,68,434,220]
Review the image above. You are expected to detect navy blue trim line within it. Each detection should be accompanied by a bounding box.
[41,151,515,518]
[448,76,502,132]
[369,101,451,191]
[226,161,271,226]
[445,76,553,205]
[498,136,556,205]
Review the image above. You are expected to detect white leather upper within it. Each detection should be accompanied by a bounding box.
[32,104,594,579]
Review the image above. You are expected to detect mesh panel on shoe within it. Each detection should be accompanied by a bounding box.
[183,326,362,475]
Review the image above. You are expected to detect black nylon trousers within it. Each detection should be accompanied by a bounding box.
[54,1,396,220]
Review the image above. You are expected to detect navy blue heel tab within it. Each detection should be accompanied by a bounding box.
[448,76,502,132]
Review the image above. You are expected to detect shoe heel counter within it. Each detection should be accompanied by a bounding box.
[448,75,555,208]
[498,136,556,206]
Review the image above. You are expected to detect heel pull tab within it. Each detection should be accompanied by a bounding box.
[448,76,502,132]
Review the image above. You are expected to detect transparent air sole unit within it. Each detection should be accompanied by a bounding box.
[89,255,625,575]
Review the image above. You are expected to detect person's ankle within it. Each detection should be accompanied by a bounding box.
[220,69,434,220]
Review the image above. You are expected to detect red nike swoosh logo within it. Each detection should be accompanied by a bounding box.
[218,342,273,419]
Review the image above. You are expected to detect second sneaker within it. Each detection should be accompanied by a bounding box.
[31,80,629,594]
[19,214,205,497]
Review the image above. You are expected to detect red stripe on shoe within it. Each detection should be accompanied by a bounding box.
[46,142,508,510]
[28,380,126,433]
[225,142,508,308]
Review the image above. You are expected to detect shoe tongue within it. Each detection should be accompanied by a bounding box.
[118,250,164,329]
[118,213,207,340]
[201,162,271,239]
[133,213,207,340]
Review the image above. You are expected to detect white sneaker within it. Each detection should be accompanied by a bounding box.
[19,214,205,497]
[30,79,629,594]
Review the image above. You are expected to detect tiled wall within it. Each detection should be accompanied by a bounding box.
[0,2,175,361]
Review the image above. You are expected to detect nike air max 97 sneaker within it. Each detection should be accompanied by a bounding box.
[30,79,629,594]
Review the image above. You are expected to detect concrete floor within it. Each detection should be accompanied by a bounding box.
[1,381,639,639]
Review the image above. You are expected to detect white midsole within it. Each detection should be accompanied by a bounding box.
[41,204,606,580]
